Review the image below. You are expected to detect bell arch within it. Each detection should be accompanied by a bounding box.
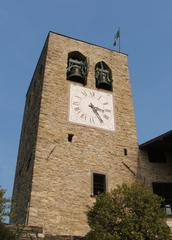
[95,61,112,90]
[67,51,87,85]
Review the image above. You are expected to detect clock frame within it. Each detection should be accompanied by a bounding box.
[69,84,115,131]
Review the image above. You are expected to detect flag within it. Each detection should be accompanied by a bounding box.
[113,29,120,46]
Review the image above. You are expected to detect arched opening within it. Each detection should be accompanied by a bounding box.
[67,51,87,85]
[95,61,112,90]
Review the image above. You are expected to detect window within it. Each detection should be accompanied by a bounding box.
[93,173,106,196]
[68,133,74,142]
[152,182,172,215]
[67,51,87,85]
[124,148,128,156]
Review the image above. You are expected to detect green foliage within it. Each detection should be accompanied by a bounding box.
[0,186,15,239]
[0,186,10,222]
[86,183,172,240]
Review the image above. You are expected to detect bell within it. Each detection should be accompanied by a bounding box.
[67,64,83,82]
[99,72,107,83]
[96,70,112,90]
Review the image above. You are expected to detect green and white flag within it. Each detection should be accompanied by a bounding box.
[113,28,120,46]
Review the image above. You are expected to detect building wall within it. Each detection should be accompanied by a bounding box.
[138,150,172,187]
[10,39,48,224]
[12,32,139,236]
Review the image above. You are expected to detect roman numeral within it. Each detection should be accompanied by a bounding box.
[81,91,87,96]
[90,91,95,97]
[104,109,111,113]
[74,107,80,112]
[90,117,95,124]
[103,114,109,120]
[73,102,79,106]
[80,113,86,119]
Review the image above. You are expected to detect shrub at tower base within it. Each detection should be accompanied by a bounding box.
[0,186,15,240]
[86,183,172,240]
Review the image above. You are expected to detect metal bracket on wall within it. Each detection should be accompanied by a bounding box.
[122,161,136,177]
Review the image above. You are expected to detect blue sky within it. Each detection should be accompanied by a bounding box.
[0,0,172,198]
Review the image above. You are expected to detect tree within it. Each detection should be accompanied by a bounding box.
[86,183,172,240]
[0,186,15,240]
[0,186,10,222]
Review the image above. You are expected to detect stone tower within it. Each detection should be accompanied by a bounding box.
[11,32,138,237]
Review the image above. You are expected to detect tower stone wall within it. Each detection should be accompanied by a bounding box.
[11,32,139,236]
[11,39,48,224]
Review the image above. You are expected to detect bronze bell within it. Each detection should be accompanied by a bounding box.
[96,69,112,90]
[99,71,107,83]
[67,56,87,84]
[68,64,83,81]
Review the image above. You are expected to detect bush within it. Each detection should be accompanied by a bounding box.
[0,186,10,222]
[0,186,15,239]
[86,183,172,240]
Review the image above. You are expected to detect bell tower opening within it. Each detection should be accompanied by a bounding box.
[67,51,87,85]
[95,61,112,90]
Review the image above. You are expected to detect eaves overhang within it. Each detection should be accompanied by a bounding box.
[139,130,172,151]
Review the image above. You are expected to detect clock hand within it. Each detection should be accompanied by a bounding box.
[94,107,104,113]
[89,103,103,123]
[88,103,95,109]
[88,103,104,113]
[94,110,103,123]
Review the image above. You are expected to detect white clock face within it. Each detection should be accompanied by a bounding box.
[69,84,115,131]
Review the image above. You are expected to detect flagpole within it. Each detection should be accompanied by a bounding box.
[119,27,120,52]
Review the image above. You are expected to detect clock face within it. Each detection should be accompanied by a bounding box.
[69,84,115,131]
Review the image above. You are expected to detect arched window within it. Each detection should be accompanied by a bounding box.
[67,51,87,85]
[95,61,112,90]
